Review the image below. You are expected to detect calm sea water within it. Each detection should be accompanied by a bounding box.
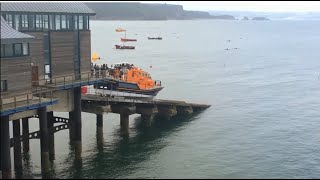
[13,20,320,178]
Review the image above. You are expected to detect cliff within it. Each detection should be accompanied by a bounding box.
[85,2,235,20]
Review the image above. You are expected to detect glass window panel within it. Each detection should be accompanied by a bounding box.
[14,14,20,30]
[49,15,55,30]
[23,42,28,55]
[1,45,4,57]
[21,15,28,31]
[4,44,13,57]
[14,43,22,56]
[36,15,42,30]
[78,15,83,30]
[83,16,88,30]
[61,15,66,29]
[74,15,78,30]
[56,15,61,30]
[6,14,13,27]
[43,15,49,30]
[0,80,8,92]
[28,15,35,31]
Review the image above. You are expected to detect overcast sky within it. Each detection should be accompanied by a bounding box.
[136,1,320,12]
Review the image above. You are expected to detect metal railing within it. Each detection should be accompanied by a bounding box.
[32,72,104,88]
[0,90,55,111]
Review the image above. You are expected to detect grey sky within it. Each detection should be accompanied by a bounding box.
[138,1,320,12]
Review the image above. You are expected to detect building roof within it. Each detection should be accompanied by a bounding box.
[0,2,96,15]
[1,17,34,44]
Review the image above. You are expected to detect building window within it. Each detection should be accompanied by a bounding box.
[14,14,21,30]
[0,80,8,92]
[61,15,67,29]
[23,42,29,55]
[29,15,35,31]
[43,15,49,30]
[35,15,43,31]
[74,15,78,30]
[14,43,23,56]
[6,14,13,27]
[66,15,72,29]
[79,15,83,30]
[83,16,88,30]
[4,44,13,57]
[21,15,28,31]
[49,15,55,30]
[0,45,4,57]
[56,15,61,30]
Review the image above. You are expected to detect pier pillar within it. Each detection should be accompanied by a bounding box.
[13,119,22,172]
[73,87,82,160]
[176,106,193,116]
[68,112,74,141]
[111,104,136,137]
[136,105,158,128]
[141,114,154,127]
[96,114,103,148]
[120,113,129,137]
[22,117,29,153]
[157,105,177,120]
[1,115,12,179]
[38,106,50,174]
[47,112,55,161]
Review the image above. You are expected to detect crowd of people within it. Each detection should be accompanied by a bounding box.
[90,63,135,79]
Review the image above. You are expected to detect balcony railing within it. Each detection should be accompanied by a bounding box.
[0,90,56,114]
[32,72,104,89]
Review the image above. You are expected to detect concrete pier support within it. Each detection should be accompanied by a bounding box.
[22,117,29,153]
[136,105,158,127]
[47,112,55,161]
[73,87,82,160]
[111,105,136,137]
[1,115,12,179]
[141,114,154,127]
[38,106,50,174]
[157,105,177,120]
[96,114,103,148]
[120,113,129,137]
[13,119,22,172]
[176,106,193,116]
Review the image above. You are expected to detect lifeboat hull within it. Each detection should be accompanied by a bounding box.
[115,45,135,49]
[92,79,163,98]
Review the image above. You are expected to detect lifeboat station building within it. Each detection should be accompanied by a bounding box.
[0,2,99,178]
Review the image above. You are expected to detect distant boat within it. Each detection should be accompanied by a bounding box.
[148,37,162,40]
[115,28,126,32]
[115,44,135,50]
[121,37,137,42]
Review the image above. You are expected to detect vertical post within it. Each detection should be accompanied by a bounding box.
[1,115,12,179]
[13,119,23,172]
[120,113,129,137]
[47,112,55,161]
[38,106,50,174]
[96,114,103,148]
[22,117,30,153]
[68,111,74,141]
[73,87,82,160]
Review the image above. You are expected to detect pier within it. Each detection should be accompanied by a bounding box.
[0,2,210,179]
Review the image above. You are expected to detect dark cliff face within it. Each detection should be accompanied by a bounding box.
[85,2,235,20]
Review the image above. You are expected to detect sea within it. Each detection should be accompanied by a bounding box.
[11,19,320,178]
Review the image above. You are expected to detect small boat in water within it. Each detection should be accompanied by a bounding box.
[115,44,135,50]
[121,37,137,42]
[148,37,162,40]
[92,62,163,98]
